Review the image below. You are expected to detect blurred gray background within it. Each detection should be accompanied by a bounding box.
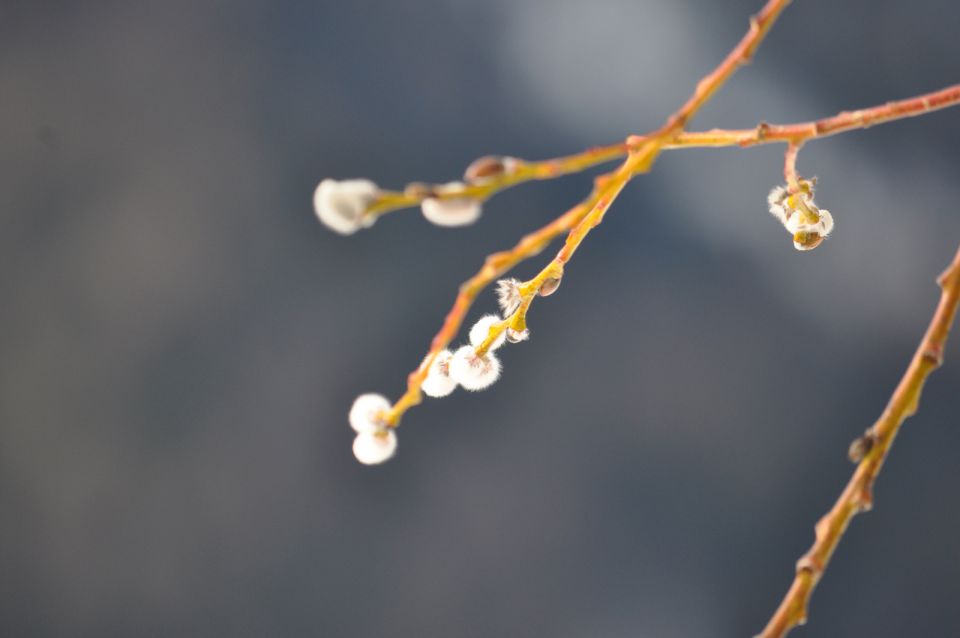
[2,0,959,636]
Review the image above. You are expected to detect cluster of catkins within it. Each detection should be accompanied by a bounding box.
[767,179,834,250]
[314,159,531,464]
[319,161,833,464]
[313,156,518,235]
[313,177,482,234]
[346,278,530,464]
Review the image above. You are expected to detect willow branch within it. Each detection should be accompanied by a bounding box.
[366,83,960,227]
[667,84,960,149]
[382,190,600,424]
[757,243,960,638]
[659,0,792,134]
[383,0,792,425]
[364,144,628,221]
[370,93,958,264]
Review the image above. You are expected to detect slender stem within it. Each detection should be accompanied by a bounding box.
[783,143,802,189]
[660,0,793,134]
[364,144,628,219]
[382,191,600,425]
[780,142,820,228]
[757,243,960,638]
[670,84,960,149]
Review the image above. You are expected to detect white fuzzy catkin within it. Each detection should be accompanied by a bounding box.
[767,185,788,225]
[449,345,501,391]
[313,178,379,235]
[421,183,482,227]
[496,278,522,317]
[352,430,397,465]
[349,393,391,434]
[421,198,482,227]
[421,349,458,398]
[468,315,506,351]
[767,184,834,250]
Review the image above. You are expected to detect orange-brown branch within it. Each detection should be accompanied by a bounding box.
[757,243,960,638]
[671,84,960,149]
[661,0,792,135]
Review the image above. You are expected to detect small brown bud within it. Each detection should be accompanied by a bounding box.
[464,155,518,183]
[848,432,875,463]
[538,276,561,297]
[405,182,433,198]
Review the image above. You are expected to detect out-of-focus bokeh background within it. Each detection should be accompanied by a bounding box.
[2,0,959,635]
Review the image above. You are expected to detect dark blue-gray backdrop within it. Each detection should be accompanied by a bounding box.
[2,0,959,636]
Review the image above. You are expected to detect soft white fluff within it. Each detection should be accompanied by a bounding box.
[766,185,787,208]
[449,345,501,391]
[818,209,834,236]
[784,211,814,234]
[421,349,458,398]
[768,184,834,249]
[313,178,379,235]
[468,315,506,351]
[496,278,522,317]
[352,430,397,465]
[784,207,833,236]
[421,186,482,227]
[767,185,788,224]
[505,327,530,343]
[348,393,390,434]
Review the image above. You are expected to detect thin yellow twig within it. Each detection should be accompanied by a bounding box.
[757,243,960,638]
[364,144,628,221]
[381,191,600,424]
